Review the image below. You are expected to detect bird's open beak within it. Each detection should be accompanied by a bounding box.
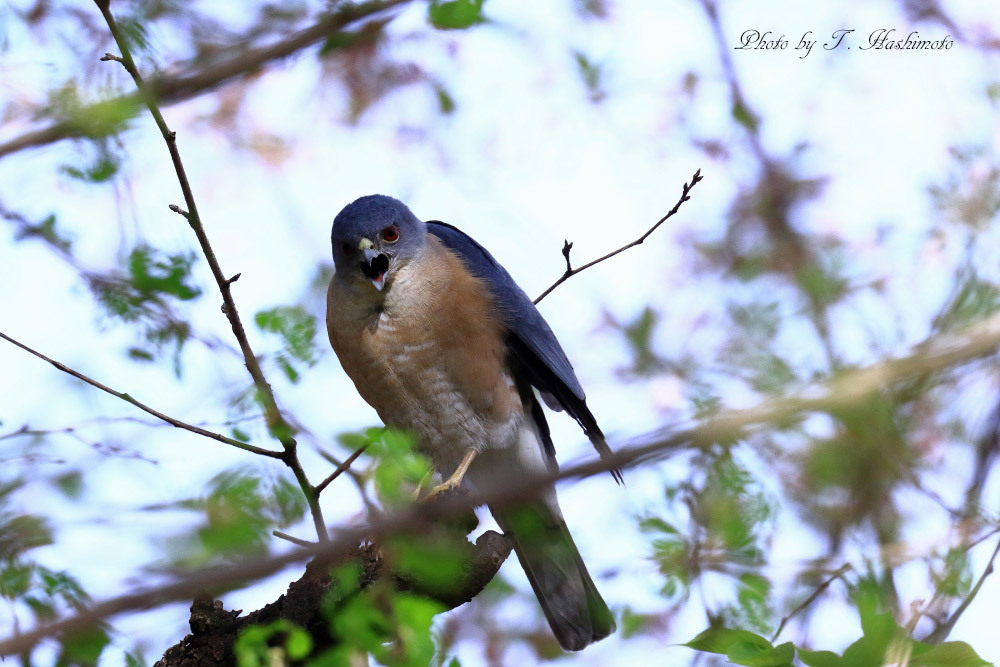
[358,238,389,291]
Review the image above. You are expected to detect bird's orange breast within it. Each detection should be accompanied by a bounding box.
[327,236,523,468]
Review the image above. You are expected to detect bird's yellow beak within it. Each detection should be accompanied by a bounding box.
[358,237,388,291]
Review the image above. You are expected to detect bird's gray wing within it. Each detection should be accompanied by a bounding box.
[427,221,622,483]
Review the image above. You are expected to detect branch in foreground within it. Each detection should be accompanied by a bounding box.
[0,0,411,160]
[95,0,327,542]
[157,528,513,666]
[7,310,1000,656]
[534,168,703,304]
[0,329,282,459]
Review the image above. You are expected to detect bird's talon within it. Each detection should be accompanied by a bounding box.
[423,480,460,502]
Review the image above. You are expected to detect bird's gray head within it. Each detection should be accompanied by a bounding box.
[330,195,427,292]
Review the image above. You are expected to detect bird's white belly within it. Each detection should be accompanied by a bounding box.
[373,335,521,476]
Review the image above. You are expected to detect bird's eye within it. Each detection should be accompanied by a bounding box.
[382,225,399,243]
[341,242,354,256]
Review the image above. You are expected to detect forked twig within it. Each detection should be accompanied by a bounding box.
[534,169,703,304]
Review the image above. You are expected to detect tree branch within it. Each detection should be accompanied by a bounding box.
[94,0,328,541]
[315,444,368,495]
[923,537,1000,643]
[533,168,703,304]
[155,530,513,666]
[8,309,1000,656]
[0,329,282,458]
[0,0,412,160]
[770,563,852,642]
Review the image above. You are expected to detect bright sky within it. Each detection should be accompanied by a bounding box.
[2,1,1000,665]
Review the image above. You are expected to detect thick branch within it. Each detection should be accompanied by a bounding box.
[534,168,703,304]
[0,329,282,458]
[0,0,411,160]
[155,530,513,666]
[7,309,1000,656]
[94,1,327,541]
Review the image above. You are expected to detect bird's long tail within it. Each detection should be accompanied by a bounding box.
[490,497,616,651]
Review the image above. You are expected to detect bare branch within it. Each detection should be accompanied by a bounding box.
[0,0,412,160]
[315,444,368,495]
[534,169,703,304]
[771,564,852,642]
[0,329,282,458]
[94,1,327,541]
[272,530,316,548]
[924,537,1000,643]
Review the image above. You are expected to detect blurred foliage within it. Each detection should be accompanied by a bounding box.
[0,479,109,663]
[235,619,314,667]
[428,0,486,30]
[2,0,1000,665]
[158,467,308,567]
[255,305,320,383]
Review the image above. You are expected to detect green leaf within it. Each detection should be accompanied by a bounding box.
[732,99,759,132]
[389,594,443,666]
[796,648,846,667]
[384,534,467,590]
[255,306,319,382]
[620,607,657,639]
[368,428,430,505]
[127,347,155,361]
[728,641,794,667]
[59,152,120,183]
[0,563,33,599]
[0,513,53,559]
[639,516,678,534]
[736,572,773,633]
[128,246,201,301]
[434,84,456,114]
[330,594,392,653]
[235,620,313,667]
[286,627,314,659]
[428,0,485,29]
[685,627,773,655]
[573,51,603,101]
[54,471,84,499]
[60,95,141,138]
[909,641,991,667]
[623,306,667,376]
[58,627,109,667]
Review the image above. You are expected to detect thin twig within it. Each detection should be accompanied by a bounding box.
[8,310,1000,656]
[0,330,282,458]
[315,444,369,495]
[272,530,316,548]
[924,537,1000,643]
[771,563,852,642]
[94,0,327,542]
[533,169,703,304]
[0,0,411,159]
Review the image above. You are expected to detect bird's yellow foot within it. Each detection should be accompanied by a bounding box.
[423,478,463,501]
[421,449,477,502]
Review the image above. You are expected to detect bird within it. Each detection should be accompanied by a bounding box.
[326,194,619,651]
